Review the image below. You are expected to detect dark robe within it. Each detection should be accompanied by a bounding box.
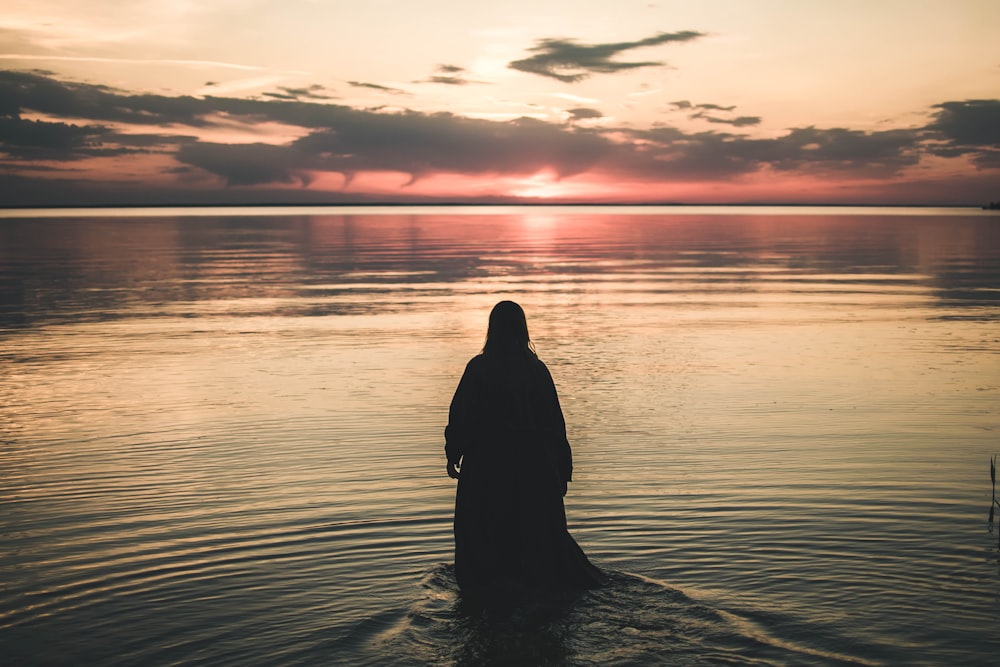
[445,352,605,593]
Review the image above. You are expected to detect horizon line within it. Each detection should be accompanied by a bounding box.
[2,201,996,211]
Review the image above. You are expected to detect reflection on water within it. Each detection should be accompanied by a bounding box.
[1,207,998,665]
[2,209,999,329]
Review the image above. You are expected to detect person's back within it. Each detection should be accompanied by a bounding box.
[444,301,604,593]
[470,352,549,431]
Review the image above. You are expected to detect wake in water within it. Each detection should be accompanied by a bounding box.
[347,565,876,666]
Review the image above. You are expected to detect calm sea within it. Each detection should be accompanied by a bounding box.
[1,206,998,666]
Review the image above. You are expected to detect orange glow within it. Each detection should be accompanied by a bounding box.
[508,171,575,199]
[299,163,993,205]
[13,143,995,207]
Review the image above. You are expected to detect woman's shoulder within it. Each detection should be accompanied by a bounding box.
[516,354,552,380]
[464,354,487,371]
[532,356,553,378]
[469,352,548,370]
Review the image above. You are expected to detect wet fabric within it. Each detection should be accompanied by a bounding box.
[445,353,605,593]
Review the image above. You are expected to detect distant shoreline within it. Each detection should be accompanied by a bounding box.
[0,201,990,211]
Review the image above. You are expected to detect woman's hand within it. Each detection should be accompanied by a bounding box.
[447,461,461,479]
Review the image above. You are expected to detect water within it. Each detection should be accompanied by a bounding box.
[1,206,998,666]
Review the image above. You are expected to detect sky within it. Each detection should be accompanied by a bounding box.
[1,0,999,206]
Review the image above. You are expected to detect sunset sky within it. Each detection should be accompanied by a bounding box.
[1,0,999,206]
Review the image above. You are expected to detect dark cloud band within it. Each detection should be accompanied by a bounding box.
[1,70,998,200]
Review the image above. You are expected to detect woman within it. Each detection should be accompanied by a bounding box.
[445,300,604,593]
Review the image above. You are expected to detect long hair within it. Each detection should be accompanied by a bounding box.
[482,300,537,358]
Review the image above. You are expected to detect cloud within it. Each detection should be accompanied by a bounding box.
[426,75,469,85]
[262,91,299,101]
[102,131,199,148]
[925,99,1000,168]
[171,113,923,188]
[287,85,335,100]
[670,100,760,127]
[263,84,336,101]
[509,30,705,82]
[0,115,107,155]
[927,99,1000,147]
[162,111,615,189]
[567,107,603,121]
[429,65,468,85]
[348,81,408,95]
[767,126,922,174]
[0,70,215,126]
[694,103,736,112]
[176,142,314,186]
[671,101,737,113]
[290,112,613,184]
[414,64,487,86]
[691,112,761,127]
[1,71,998,202]
[618,124,922,179]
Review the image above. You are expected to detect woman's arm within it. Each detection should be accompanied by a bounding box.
[539,361,573,486]
[444,356,480,475]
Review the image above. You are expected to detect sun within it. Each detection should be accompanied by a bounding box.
[509,171,575,200]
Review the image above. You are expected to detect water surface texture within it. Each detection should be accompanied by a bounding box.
[1,207,998,665]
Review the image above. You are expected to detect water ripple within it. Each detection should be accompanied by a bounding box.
[2,209,999,665]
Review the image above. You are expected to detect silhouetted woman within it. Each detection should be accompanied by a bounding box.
[445,300,604,593]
